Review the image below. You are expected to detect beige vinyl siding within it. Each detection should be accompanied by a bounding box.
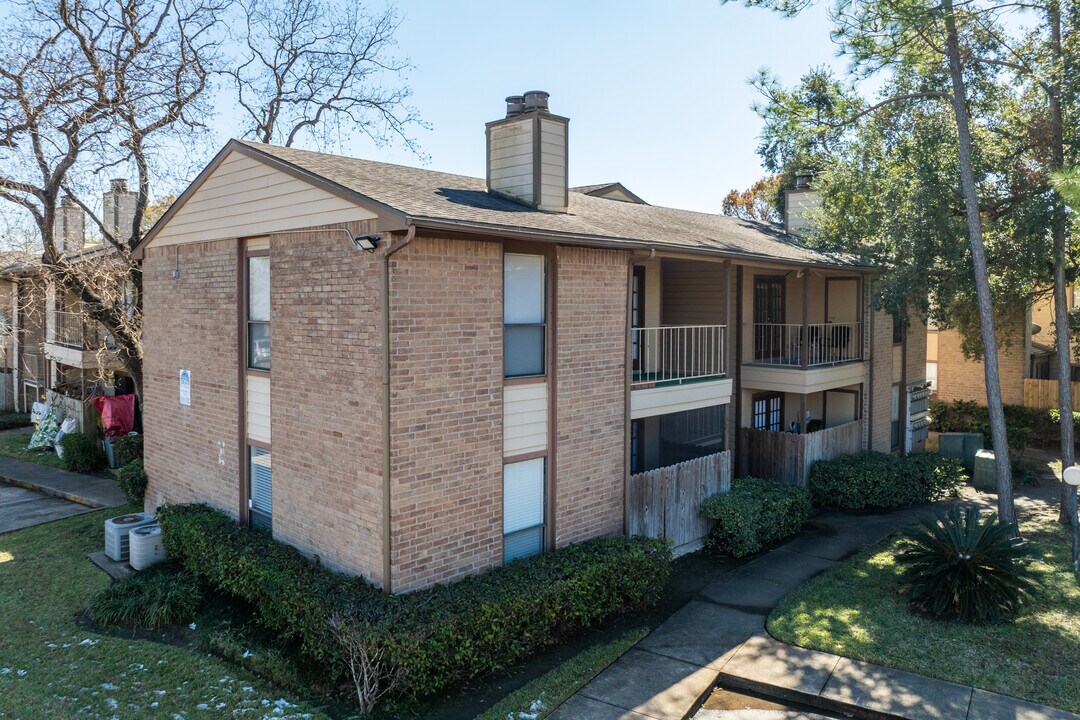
[503,382,547,456]
[662,259,727,325]
[489,119,535,200]
[145,151,377,249]
[786,190,822,234]
[538,117,567,211]
[246,373,271,444]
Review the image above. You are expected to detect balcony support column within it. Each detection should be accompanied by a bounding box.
[801,271,809,370]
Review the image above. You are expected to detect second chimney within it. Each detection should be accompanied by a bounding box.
[54,196,85,253]
[486,91,568,213]
[103,178,138,242]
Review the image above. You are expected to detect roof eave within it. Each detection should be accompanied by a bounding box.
[405,216,874,272]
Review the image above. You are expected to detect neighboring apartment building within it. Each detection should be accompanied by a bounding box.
[0,181,136,422]
[929,289,1075,406]
[134,92,927,594]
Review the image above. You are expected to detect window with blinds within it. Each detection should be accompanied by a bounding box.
[504,253,546,378]
[249,446,272,532]
[503,457,545,563]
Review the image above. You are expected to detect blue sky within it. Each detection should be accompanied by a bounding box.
[296,0,847,213]
[0,0,849,232]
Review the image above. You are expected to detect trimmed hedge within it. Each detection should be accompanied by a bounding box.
[59,432,106,473]
[0,412,32,431]
[116,459,148,504]
[157,504,671,703]
[810,452,964,511]
[700,477,811,557]
[114,434,144,466]
[929,399,1068,449]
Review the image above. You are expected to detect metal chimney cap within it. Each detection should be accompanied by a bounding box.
[522,90,550,112]
[505,95,526,117]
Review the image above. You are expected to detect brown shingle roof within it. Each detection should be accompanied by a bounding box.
[230,141,864,269]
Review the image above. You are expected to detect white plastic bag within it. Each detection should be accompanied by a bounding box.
[30,401,46,425]
[54,418,79,457]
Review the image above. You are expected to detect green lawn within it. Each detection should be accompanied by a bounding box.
[0,431,68,470]
[768,501,1080,713]
[0,505,331,719]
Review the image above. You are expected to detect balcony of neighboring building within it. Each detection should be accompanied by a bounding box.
[44,309,121,370]
[629,257,733,420]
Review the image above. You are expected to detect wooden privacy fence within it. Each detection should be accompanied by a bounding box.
[740,419,863,487]
[628,450,732,556]
[1023,379,1080,410]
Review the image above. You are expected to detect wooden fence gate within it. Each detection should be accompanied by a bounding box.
[628,450,732,556]
[740,419,863,487]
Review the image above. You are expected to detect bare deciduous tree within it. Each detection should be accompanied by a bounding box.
[0,0,223,398]
[226,0,423,151]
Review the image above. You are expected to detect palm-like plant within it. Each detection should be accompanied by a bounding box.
[898,507,1039,623]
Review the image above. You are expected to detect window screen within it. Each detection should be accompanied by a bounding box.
[248,256,270,370]
[504,254,545,377]
[249,446,272,532]
[503,457,544,563]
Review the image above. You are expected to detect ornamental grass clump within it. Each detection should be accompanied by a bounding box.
[898,507,1038,623]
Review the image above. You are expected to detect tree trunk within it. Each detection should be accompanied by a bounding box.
[943,0,1017,527]
[1046,0,1078,528]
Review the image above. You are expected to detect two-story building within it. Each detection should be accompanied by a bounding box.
[135,92,926,593]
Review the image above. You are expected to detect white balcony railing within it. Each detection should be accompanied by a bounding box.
[631,325,726,389]
[750,321,862,367]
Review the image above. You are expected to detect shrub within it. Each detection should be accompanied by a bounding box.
[88,563,204,628]
[898,507,1038,623]
[0,412,32,431]
[116,459,148,504]
[930,399,1065,450]
[157,504,671,706]
[700,477,811,557]
[114,434,144,466]
[810,452,964,511]
[58,433,106,473]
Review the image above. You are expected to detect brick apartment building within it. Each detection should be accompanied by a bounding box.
[135,93,927,593]
[927,289,1079,406]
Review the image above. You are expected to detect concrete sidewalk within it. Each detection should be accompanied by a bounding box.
[0,454,127,509]
[549,489,1076,720]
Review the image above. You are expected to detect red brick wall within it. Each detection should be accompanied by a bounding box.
[936,319,1027,405]
[869,307,894,452]
[554,245,630,546]
[143,240,241,515]
[388,235,504,592]
[269,220,386,585]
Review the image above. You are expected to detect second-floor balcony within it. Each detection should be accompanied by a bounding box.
[747,321,862,368]
[631,325,726,389]
[50,310,116,352]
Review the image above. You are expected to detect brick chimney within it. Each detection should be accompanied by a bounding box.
[486,91,568,213]
[54,195,85,253]
[103,178,138,242]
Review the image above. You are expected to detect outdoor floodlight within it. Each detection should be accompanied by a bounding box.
[352,234,381,252]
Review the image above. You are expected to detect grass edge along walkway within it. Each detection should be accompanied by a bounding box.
[767,492,1080,715]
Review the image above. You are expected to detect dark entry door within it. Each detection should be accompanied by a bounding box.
[753,277,785,361]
